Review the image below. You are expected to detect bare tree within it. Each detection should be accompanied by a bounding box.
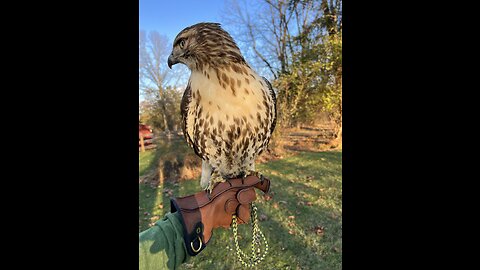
[221,0,282,79]
[139,30,188,132]
[222,0,342,131]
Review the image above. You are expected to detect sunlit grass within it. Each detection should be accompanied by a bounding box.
[139,150,156,176]
[139,145,342,269]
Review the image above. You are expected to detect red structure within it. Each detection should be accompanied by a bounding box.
[139,124,154,147]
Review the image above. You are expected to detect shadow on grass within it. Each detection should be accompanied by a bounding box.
[139,139,342,269]
[139,138,163,177]
[257,178,341,268]
[139,137,202,232]
[176,151,342,269]
[139,138,169,231]
[180,190,341,269]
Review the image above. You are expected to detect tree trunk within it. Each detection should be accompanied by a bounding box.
[336,125,342,140]
[162,116,169,132]
[160,102,170,133]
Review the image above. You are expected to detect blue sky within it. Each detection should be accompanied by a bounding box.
[140,0,226,43]
[139,0,272,103]
[139,0,237,103]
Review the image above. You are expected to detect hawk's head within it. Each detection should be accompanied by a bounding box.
[168,22,247,71]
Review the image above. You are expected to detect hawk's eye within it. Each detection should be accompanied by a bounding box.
[179,39,185,49]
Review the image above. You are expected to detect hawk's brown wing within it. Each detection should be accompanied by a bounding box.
[262,76,277,140]
[180,82,204,160]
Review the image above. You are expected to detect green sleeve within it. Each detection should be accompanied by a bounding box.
[139,212,189,270]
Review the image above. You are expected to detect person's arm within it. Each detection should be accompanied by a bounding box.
[139,175,270,269]
[139,212,188,270]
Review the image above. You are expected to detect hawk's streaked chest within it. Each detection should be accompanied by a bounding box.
[183,65,275,176]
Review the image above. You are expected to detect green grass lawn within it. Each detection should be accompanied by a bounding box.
[139,150,157,176]
[139,145,342,269]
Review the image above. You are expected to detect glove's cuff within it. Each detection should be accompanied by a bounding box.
[170,198,207,256]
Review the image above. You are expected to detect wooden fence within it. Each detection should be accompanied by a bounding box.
[139,133,155,152]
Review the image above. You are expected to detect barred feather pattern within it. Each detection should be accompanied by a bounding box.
[175,23,277,188]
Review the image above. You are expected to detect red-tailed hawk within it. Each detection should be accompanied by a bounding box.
[168,22,276,191]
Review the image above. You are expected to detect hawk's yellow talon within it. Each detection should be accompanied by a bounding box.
[205,172,226,193]
[246,170,262,178]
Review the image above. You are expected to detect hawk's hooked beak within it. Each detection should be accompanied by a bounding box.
[167,53,179,69]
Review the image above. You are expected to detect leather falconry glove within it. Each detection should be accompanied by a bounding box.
[170,175,271,256]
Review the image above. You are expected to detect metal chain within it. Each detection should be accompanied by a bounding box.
[232,202,269,267]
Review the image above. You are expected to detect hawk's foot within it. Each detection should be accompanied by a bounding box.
[244,170,263,179]
[206,172,226,193]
